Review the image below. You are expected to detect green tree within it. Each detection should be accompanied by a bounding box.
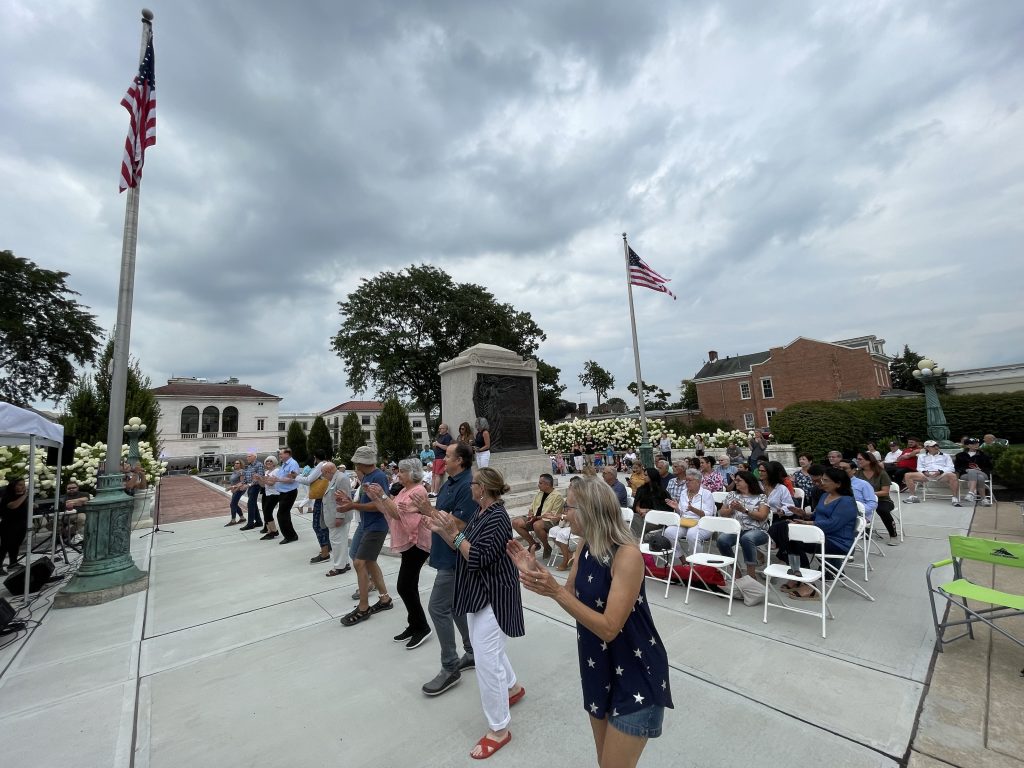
[331,264,546,422]
[62,338,162,453]
[889,344,925,393]
[307,416,333,460]
[286,421,308,464]
[337,412,363,465]
[607,396,628,413]
[579,360,615,406]
[679,379,699,410]
[376,396,414,463]
[0,250,103,406]
[537,360,571,422]
[627,381,672,410]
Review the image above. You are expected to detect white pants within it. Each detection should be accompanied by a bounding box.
[573,456,585,472]
[467,604,517,731]
[476,450,491,468]
[328,514,352,570]
[664,524,711,559]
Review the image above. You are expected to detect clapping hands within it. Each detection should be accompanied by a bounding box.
[506,540,559,597]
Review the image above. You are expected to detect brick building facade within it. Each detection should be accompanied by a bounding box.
[692,336,891,430]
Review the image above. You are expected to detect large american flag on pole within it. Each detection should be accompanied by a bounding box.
[628,246,676,300]
[119,33,156,192]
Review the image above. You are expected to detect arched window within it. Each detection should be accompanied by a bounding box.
[202,406,220,434]
[180,406,199,434]
[222,406,239,434]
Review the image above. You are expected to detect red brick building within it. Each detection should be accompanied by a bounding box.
[692,336,892,430]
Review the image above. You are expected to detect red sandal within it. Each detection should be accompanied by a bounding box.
[470,731,511,760]
[508,685,526,707]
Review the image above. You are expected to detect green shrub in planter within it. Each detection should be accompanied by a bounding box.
[994,448,1024,489]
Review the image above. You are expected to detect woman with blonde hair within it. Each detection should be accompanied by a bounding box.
[255,455,281,540]
[427,466,525,759]
[508,476,673,768]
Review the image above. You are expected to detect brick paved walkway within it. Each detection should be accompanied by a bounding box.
[156,475,234,524]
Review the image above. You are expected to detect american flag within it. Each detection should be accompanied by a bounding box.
[119,34,156,192]
[628,247,676,300]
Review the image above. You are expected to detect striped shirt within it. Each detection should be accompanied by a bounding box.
[452,502,525,637]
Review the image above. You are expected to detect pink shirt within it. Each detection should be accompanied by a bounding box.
[389,484,432,554]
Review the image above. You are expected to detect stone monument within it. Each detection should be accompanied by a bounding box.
[439,344,551,490]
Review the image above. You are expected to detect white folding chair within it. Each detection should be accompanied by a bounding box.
[638,510,682,598]
[763,524,830,638]
[712,491,728,507]
[849,501,883,582]
[791,487,805,509]
[685,516,742,615]
[621,507,634,526]
[958,474,995,506]
[888,485,904,541]
[819,516,875,604]
[547,524,581,567]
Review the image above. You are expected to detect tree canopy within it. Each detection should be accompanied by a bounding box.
[336,412,363,466]
[679,379,699,410]
[307,416,333,460]
[889,344,946,394]
[537,360,573,422]
[62,338,161,453]
[628,380,672,410]
[375,397,414,462]
[286,421,309,464]
[331,264,546,421]
[0,250,102,406]
[579,360,615,405]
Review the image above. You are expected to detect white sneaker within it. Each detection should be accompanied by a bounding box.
[965,492,976,503]
[905,496,920,503]
[982,498,992,507]
[951,497,962,507]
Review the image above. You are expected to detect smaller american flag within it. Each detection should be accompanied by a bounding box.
[119,33,156,192]
[628,247,676,300]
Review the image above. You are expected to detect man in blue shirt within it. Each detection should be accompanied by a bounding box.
[601,465,629,507]
[338,446,394,627]
[415,441,476,696]
[239,452,265,531]
[273,447,302,543]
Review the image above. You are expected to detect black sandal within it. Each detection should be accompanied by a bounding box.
[340,606,372,626]
[369,596,394,614]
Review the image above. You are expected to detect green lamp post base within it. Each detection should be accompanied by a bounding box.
[54,472,149,608]
[638,440,655,470]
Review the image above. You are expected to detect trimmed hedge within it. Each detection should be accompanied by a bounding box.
[994,448,1024,489]
[769,392,1024,461]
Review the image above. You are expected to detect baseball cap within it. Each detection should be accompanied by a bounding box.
[923,440,938,447]
[965,437,980,445]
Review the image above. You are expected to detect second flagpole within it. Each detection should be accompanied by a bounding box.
[623,233,653,469]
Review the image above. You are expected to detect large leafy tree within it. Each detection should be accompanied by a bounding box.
[628,381,672,410]
[62,338,162,452]
[0,250,102,406]
[331,264,546,421]
[337,412,363,465]
[679,379,699,410]
[376,397,414,462]
[537,360,572,422]
[286,420,309,464]
[579,360,615,406]
[307,416,333,460]
[889,344,924,393]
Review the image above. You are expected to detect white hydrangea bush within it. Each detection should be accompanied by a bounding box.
[540,419,751,454]
[66,441,167,494]
[0,445,58,496]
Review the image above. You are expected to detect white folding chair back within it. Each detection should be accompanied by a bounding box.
[791,488,805,508]
[763,523,830,638]
[712,491,728,506]
[821,516,875,604]
[638,510,682,597]
[621,507,634,525]
[685,516,741,615]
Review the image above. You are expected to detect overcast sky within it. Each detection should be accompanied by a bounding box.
[4,0,1023,414]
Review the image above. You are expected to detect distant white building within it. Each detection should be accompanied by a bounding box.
[151,377,281,466]
[320,400,430,456]
[943,363,1024,395]
[277,412,320,449]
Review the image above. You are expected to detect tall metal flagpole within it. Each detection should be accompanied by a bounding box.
[623,233,654,469]
[105,9,152,477]
[56,9,153,607]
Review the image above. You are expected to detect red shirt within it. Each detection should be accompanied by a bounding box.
[897,449,920,470]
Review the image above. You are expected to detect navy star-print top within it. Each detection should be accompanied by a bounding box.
[575,543,674,719]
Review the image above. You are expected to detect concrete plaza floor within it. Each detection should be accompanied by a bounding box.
[0,481,1020,767]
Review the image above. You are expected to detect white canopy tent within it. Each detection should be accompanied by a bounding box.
[0,402,65,606]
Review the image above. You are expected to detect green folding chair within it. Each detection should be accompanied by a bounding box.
[926,535,1024,653]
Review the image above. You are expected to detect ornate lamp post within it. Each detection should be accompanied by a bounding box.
[911,358,959,450]
[55,420,149,607]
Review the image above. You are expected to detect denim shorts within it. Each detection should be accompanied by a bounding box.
[607,704,665,739]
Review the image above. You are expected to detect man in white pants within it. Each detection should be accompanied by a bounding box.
[664,468,717,559]
[323,462,354,577]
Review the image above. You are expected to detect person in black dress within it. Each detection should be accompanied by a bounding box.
[1,478,30,574]
[509,476,672,767]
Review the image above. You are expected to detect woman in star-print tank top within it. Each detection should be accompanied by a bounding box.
[509,475,672,766]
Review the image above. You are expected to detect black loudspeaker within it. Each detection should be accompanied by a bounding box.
[0,598,14,631]
[3,557,55,595]
[46,437,75,467]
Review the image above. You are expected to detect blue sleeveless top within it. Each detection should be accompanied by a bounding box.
[574,544,674,719]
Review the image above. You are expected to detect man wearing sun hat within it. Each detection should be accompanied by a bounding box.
[903,440,960,505]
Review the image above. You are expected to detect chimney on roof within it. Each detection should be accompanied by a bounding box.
[708,350,718,362]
